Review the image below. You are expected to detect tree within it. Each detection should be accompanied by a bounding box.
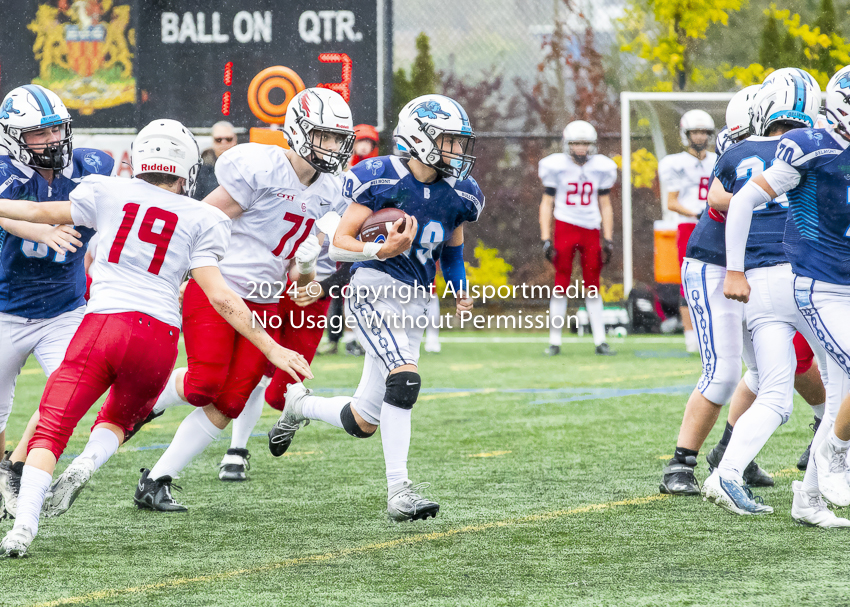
[758,16,781,69]
[391,33,439,123]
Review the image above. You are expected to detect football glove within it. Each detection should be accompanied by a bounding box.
[602,239,615,266]
[542,239,554,263]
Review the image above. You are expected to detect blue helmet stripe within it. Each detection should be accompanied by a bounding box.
[21,85,53,117]
[791,73,805,113]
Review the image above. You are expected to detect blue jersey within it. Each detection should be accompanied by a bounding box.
[713,136,789,271]
[344,156,484,287]
[0,148,114,318]
[776,128,850,284]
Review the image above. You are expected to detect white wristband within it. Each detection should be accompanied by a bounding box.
[329,241,384,262]
[297,258,317,274]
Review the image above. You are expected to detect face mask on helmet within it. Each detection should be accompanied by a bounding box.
[567,142,595,165]
[300,124,355,174]
[686,129,711,152]
[18,121,73,172]
[427,130,475,179]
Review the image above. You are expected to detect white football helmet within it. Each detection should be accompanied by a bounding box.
[132,119,201,197]
[825,65,850,135]
[0,84,73,171]
[395,94,475,180]
[725,85,760,143]
[562,120,597,165]
[751,68,820,136]
[679,110,715,150]
[284,88,354,175]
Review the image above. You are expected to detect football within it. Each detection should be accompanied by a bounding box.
[359,207,407,243]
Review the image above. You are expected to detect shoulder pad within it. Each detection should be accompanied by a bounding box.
[776,128,842,168]
[74,148,115,176]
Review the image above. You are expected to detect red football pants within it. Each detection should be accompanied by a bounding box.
[552,220,602,290]
[30,312,179,460]
[265,294,332,410]
[181,279,278,419]
[677,223,697,298]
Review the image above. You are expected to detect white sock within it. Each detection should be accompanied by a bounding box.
[803,408,833,493]
[585,295,605,347]
[149,408,222,481]
[425,297,440,347]
[549,295,567,346]
[302,394,349,429]
[13,465,52,536]
[810,403,825,419]
[73,427,120,472]
[153,368,186,414]
[717,404,783,485]
[230,377,270,450]
[684,330,697,348]
[381,404,412,497]
[828,429,850,451]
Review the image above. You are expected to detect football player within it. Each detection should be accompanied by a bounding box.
[266,94,484,522]
[0,119,311,557]
[713,68,850,525]
[657,110,717,353]
[538,120,618,356]
[0,84,114,518]
[133,88,353,510]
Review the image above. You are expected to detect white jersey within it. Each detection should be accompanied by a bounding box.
[69,175,231,328]
[657,151,717,224]
[215,143,344,303]
[538,153,618,230]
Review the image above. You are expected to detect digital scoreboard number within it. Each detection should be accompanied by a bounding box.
[0,0,388,130]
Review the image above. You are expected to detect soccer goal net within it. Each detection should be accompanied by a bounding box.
[619,92,735,296]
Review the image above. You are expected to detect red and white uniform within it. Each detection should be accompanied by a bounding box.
[181,143,344,417]
[538,152,617,289]
[30,176,231,458]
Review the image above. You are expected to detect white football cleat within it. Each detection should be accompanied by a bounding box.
[43,456,96,518]
[814,439,850,507]
[267,383,310,457]
[424,341,441,353]
[702,471,773,515]
[387,480,440,522]
[791,481,850,528]
[1,525,35,557]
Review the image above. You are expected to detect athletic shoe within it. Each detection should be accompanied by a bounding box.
[424,342,442,353]
[133,468,187,512]
[791,480,850,528]
[0,456,22,519]
[43,456,96,518]
[317,341,339,355]
[797,417,822,471]
[595,343,616,356]
[814,439,850,507]
[218,448,251,482]
[387,480,440,522]
[702,471,773,515]
[1,525,35,558]
[124,408,164,443]
[659,457,700,495]
[544,345,560,356]
[345,340,366,356]
[706,442,774,487]
[268,383,310,457]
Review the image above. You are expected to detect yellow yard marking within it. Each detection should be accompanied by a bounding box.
[770,467,801,479]
[29,494,669,607]
[21,369,44,376]
[469,450,512,458]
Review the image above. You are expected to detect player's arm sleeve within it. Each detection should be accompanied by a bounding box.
[190,219,232,270]
[441,243,466,292]
[725,180,773,272]
[68,180,99,229]
[214,147,266,211]
[761,159,802,196]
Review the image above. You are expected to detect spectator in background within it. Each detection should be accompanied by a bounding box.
[346,124,380,169]
[194,121,238,200]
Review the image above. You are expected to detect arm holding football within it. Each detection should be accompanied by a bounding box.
[192,265,313,382]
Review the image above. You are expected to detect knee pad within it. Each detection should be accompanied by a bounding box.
[698,360,740,406]
[341,403,376,438]
[384,371,421,410]
[743,369,759,395]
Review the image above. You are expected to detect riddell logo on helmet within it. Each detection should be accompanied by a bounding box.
[140,163,176,173]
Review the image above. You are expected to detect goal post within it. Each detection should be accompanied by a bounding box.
[620,91,736,295]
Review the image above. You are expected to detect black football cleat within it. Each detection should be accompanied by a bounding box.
[660,457,700,495]
[706,441,774,487]
[544,345,561,356]
[124,409,164,443]
[798,417,822,471]
[218,448,251,482]
[595,342,617,356]
[134,468,187,512]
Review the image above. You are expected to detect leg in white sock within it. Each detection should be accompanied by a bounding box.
[381,403,412,497]
[153,368,188,414]
[13,465,52,536]
[717,405,783,485]
[424,296,441,351]
[149,407,222,481]
[585,295,606,347]
[73,426,120,472]
[230,376,270,450]
[302,394,350,429]
[549,295,567,346]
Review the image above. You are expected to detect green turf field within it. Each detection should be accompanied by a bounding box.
[1,333,841,607]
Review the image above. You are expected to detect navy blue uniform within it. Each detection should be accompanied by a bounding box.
[343,155,484,287]
[775,128,850,284]
[0,148,114,318]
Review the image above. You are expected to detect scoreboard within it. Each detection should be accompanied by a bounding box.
[0,0,390,131]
